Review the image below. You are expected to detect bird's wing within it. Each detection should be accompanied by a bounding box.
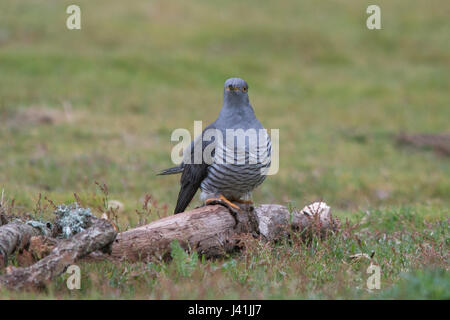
[174,122,217,214]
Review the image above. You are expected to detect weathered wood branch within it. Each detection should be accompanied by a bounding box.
[109,202,339,262]
[0,202,338,290]
[0,217,117,290]
[0,222,49,268]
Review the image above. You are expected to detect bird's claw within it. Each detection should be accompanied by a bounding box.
[205,195,240,211]
[204,195,243,225]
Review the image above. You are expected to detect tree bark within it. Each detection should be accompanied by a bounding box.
[0,222,49,268]
[0,217,117,290]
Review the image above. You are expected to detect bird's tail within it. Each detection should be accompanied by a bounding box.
[157,166,184,175]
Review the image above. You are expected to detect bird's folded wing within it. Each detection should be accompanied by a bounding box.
[174,122,217,213]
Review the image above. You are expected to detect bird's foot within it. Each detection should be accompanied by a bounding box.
[205,194,241,211]
[205,195,241,226]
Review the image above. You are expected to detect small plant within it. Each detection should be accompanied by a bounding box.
[134,194,169,227]
[170,240,198,278]
[95,181,111,212]
[31,193,47,221]
[95,181,119,231]
[135,194,152,227]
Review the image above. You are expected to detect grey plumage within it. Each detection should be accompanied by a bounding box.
[159,78,271,214]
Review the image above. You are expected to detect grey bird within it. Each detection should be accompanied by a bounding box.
[159,78,271,214]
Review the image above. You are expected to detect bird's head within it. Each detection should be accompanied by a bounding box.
[223,78,249,104]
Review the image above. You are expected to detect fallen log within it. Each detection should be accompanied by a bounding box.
[109,202,339,262]
[0,216,117,290]
[0,221,50,268]
[0,201,338,290]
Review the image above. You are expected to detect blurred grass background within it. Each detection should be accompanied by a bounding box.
[0,0,448,299]
[1,0,448,220]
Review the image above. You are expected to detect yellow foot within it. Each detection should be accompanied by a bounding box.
[205,195,240,211]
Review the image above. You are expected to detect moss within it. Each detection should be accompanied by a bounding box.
[25,220,51,236]
[54,203,93,238]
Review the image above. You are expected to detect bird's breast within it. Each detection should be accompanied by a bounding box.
[200,130,271,198]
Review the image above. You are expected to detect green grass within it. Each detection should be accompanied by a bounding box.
[0,0,449,299]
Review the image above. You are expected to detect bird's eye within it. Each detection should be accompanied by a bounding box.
[242,86,248,92]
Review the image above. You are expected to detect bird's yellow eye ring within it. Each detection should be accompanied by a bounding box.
[242,86,248,92]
